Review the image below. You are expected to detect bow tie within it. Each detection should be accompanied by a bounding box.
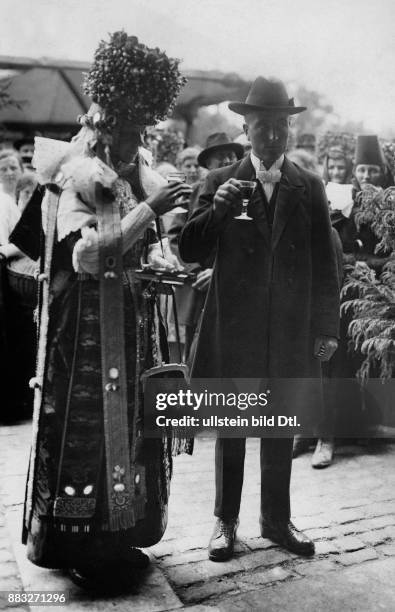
[256,169,281,184]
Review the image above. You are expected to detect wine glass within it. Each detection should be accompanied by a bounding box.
[167,172,189,212]
[234,180,256,221]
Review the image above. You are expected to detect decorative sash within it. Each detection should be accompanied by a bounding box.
[95,182,138,531]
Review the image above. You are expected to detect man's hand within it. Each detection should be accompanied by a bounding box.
[146,183,192,216]
[192,268,213,292]
[213,178,242,220]
[314,336,338,362]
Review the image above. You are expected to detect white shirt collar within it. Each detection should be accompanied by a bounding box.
[250,151,284,174]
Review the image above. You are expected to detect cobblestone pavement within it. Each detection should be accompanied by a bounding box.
[1,421,395,611]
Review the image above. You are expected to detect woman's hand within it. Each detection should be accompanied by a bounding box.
[147,238,184,272]
[146,183,192,216]
[72,226,99,274]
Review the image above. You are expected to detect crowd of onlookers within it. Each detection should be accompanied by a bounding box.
[0,126,394,469]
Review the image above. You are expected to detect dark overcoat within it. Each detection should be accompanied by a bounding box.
[179,156,340,381]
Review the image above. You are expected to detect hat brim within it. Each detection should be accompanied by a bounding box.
[228,102,307,116]
[197,142,245,168]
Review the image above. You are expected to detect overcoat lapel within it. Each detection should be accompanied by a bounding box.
[272,157,305,250]
[234,156,271,246]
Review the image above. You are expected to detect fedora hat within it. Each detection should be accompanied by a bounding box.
[228,77,306,116]
[197,132,244,168]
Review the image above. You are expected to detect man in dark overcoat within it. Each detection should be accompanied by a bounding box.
[179,77,340,561]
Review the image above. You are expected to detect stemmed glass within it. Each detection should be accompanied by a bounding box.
[234,180,256,221]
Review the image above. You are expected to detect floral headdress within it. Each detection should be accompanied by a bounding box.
[317,131,356,164]
[82,31,187,133]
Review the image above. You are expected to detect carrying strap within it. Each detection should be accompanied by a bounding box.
[154,218,183,362]
[95,182,136,531]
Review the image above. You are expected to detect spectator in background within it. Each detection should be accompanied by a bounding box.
[295,132,316,155]
[353,135,392,191]
[0,163,38,421]
[14,138,35,170]
[176,147,201,185]
[155,161,178,180]
[233,132,252,156]
[323,145,353,185]
[168,133,244,363]
[0,149,24,201]
[287,148,319,175]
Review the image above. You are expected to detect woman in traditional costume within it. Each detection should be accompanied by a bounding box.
[18,31,191,589]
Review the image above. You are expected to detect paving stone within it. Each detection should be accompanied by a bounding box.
[376,543,395,557]
[340,497,373,509]
[0,564,19,579]
[243,537,277,551]
[304,527,340,541]
[215,558,395,611]
[332,536,365,552]
[182,605,220,611]
[166,559,244,587]
[336,547,378,566]
[180,577,238,603]
[0,549,14,563]
[360,530,391,547]
[363,500,395,517]
[336,518,375,535]
[290,514,330,530]
[237,548,292,571]
[236,566,293,588]
[382,525,395,539]
[314,540,340,555]
[296,559,338,576]
[368,515,395,529]
[0,576,22,590]
[330,508,368,524]
[160,549,208,567]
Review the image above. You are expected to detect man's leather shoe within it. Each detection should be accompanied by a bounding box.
[208,517,239,562]
[260,519,315,556]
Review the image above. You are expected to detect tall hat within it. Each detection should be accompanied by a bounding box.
[228,77,306,116]
[197,133,244,168]
[355,135,385,167]
[81,31,186,136]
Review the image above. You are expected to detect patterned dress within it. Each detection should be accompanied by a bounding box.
[23,174,174,569]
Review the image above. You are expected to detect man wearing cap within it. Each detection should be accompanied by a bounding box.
[180,77,340,561]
